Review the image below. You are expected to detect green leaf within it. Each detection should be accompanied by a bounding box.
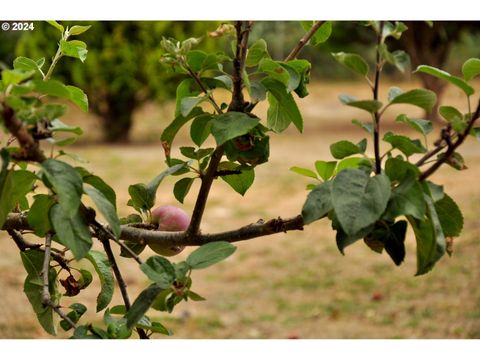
[84,186,121,239]
[263,78,303,132]
[20,250,44,284]
[290,166,318,179]
[126,284,165,329]
[395,114,433,136]
[381,48,410,73]
[310,21,333,45]
[187,290,206,302]
[314,160,337,181]
[246,39,269,67]
[38,104,68,121]
[0,170,36,228]
[120,240,147,258]
[330,140,363,159]
[408,195,446,276]
[161,107,204,149]
[382,21,408,40]
[416,65,474,96]
[80,172,117,210]
[190,114,213,146]
[125,284,164,329]
[146,163,188,205]
[286,59,311,98]
[332,213,374,254]
[462,58,480,81]
[332,169,391,236]
[258,59,291,88]
[339,94,382,114]
[78,269,93,290]
[336,157,372,173]
[140,256,175,287]
[383,168,425,221]
[86,250,114,312]
[127,183,151,212]
[439,106,466,132]
[60,40,88,62]
[434,193,463,237]
[66,85,88,112]
[47,21,64,33]
[50,204,92,260]
[136,320,172,336]
[186,50,207,72]
[68,25,91,36]
[220,166,255,196]
[1,69,35,86]
[388,88,437,112]
[364,220,407,265]
[180,95,206,117]
[383,132,426,157]
[60,303,88,331]
[41,159,83,218]
[302,181,333,224]
[48,118,83,135]
[24,269,57,335]
[27,194,55,237]
[425,181,444,202]
[351,119,373,134]
[13,56,41,72]
[248,81,267,102]
[186,241,237,269]
[33,79,70,98]
[211,112,260,146]
[385,156,420,182]
[173,177,195,203]
[332,52,369,77]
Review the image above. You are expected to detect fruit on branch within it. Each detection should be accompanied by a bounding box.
[147,205,190,257]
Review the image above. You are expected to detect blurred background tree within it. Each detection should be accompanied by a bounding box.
[12,21,223,142]
[1,21,479,142]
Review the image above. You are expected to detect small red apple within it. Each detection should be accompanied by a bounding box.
[148,205,190,257]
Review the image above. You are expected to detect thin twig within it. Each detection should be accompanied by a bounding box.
[39,233,77,330]
[41,234,53,306]
[185,66,223,114]
[94,225,149,339]
[372,21,385,174]
[419,98,480,181]
[285,21,325,61]
[7,229,41,251]
[113,238,144,265]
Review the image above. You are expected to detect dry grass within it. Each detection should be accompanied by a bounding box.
[1,81,480,339]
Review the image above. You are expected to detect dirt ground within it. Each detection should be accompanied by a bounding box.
[1,81,480,338]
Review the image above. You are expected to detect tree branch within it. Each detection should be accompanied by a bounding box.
[285,21,324,61]
[39,233,77,330]
[1,105,47,162]
[123,215,304,247]
[419,98,480,181]
[187,21,253,237]
[4,213,305,248]
[92,224,149,339]
[186,146,224,236]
